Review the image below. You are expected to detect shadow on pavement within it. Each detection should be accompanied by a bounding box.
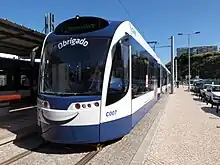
[201,106,220,118]
[193,97,201,102]
[0,108,37,128]
[0,107,38,146]
[14,134,121,154]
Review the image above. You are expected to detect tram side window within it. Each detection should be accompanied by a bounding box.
[162,69,167,86]
[132,54,149,98]
[0,63,8,88]
[131,38,151,99]
[106,39,129,106]
[168,74,171,84]
[148,61,157,91]
[0,62,16,92]
[20,71,30,90]
[157,65,160,88]
[0,73,7,87]
[16,60,31,90]
[0,58,35,92]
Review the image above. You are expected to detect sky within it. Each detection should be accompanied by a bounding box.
[1,0,220,64]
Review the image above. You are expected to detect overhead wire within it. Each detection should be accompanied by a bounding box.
[116,0,146,39]
[117,0,131,18]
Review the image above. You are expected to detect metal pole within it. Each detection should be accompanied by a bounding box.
[44,14,47,34]
[160,64,162,93]
[188,34,191,92]
[175,58,178,82]
[170,36,174,94]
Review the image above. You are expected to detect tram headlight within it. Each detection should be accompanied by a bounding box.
[37,98,50,108]
[75,103,81,109]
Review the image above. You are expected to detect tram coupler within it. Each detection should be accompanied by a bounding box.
[90,143,104,151]
[96,144,104,151]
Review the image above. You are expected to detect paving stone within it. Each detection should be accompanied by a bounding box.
[140,88,220,165]
[88,94,169,165]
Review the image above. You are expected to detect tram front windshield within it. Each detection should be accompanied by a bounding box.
[39,37,111,96]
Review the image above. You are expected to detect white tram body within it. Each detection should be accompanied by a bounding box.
[36,16,170,144]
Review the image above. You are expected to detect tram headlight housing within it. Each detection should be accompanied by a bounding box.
[37,98,50,108]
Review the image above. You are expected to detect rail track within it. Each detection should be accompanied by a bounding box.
[1,137,119,165]
[75,144,104,165]
[1,142,103,165]
[1,141,46,165]
[75,150,100,165]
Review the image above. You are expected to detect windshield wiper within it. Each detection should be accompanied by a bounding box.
[41,91,80,96]
[42,91,67,96]
[41,91,101,96]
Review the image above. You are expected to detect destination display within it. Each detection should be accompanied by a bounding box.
[55,16,109,35]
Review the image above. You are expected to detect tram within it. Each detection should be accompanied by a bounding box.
[0,56,38,103]
[31,16,170,144]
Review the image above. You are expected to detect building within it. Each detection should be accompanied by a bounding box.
[177,45,219,57]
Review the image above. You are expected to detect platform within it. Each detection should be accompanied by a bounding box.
[130,87,220,165]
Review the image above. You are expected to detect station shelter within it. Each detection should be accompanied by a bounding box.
[0,18,45,105]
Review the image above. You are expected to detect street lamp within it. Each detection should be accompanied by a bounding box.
[178,31,200,92]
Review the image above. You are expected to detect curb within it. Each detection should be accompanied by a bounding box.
[129,95,169,165]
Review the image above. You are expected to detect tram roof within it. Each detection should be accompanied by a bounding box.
[0,18,45,58]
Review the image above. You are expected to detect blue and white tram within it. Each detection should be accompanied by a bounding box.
[34,16,170,144]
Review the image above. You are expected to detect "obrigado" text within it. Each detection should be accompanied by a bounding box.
[58,38,88,50]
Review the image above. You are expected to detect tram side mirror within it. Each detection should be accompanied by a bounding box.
[30,51,36,66]
[30,46,39,66]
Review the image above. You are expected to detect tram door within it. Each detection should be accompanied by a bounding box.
[100,37,132,142]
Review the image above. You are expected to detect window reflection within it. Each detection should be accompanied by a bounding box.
[130,37,157,99]
[106,38,129,106]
